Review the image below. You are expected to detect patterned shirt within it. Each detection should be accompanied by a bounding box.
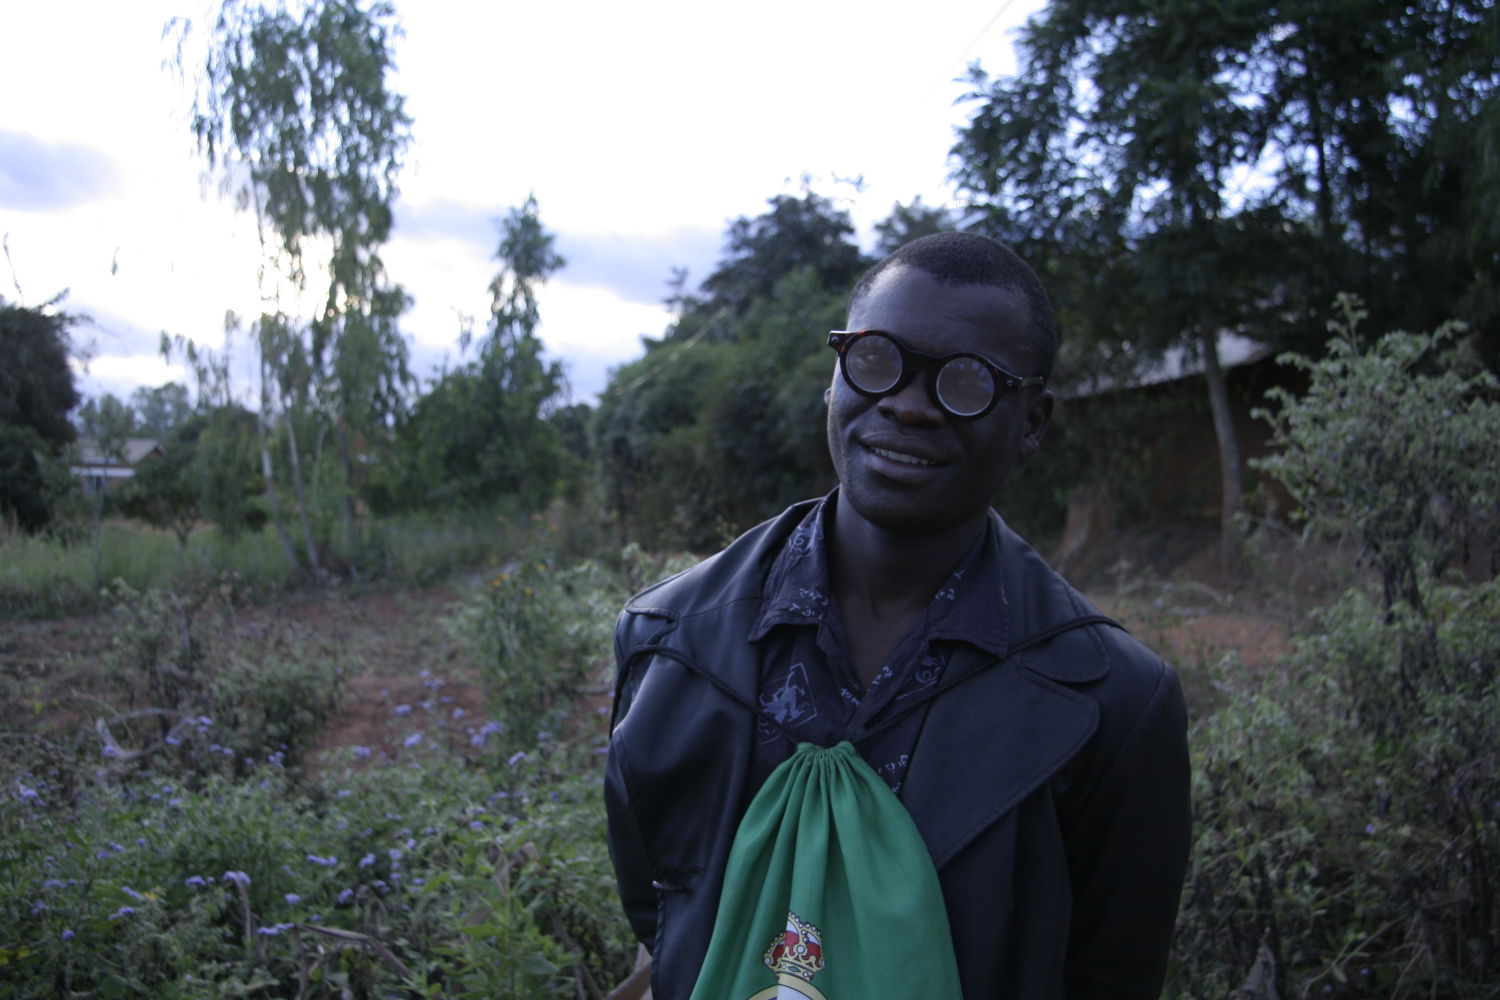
[746,495,1011,798]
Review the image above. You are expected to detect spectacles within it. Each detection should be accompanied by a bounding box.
[827,330,1047,419]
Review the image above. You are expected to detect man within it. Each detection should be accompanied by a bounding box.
[606,232,1191,999]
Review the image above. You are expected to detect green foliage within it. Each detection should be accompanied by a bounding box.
[174,0,415,575]
[0,297,80,532]
[953,0,1500,362]
[872,196,955,256]
[1,538,650,997]
[598,267,844,549]
[697,190,866,319]
[389,196,572,512]
[113,402,269,548]
[73,394,138,456]
[1,740,631,999]
[79,581,348,783]
[1254,297,1500,610]
[1175,305,1500,996]
[129,383,193,439]
[453,557,619,757]
[1174,579,1500,999]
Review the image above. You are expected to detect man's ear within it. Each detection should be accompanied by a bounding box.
[823,386,832,406]
[1019,390,1054,458]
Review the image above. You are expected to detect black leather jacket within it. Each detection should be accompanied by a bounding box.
[605,501,1191,999]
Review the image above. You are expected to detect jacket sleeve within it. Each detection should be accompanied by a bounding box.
[1062,659,1192,999]
[604,610,660,949]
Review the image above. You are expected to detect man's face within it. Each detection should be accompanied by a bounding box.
[826,265,1053,538]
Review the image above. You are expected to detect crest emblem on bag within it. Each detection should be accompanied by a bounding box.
[745,911,827,1000]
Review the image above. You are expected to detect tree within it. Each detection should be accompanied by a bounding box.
[74,394,137,454]
[394,196,570,509]
[173,0,413,575]
[130,382,193,439]
[118,404,264,546]
[597,188,861,547]
[951,0,1500,568]
[695,189,865,327]
[0,297,80,531]
[872,197,955,256]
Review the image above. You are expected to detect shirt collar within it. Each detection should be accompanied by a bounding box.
[750,495,834,638]
[750,493,1009,656]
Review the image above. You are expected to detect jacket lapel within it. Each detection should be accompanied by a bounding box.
[901,648,1098,869]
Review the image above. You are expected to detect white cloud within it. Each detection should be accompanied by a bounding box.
[3,0,1043,406]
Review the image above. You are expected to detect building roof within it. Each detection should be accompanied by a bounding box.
[73,438,164,467]
[1057,332,1276,400]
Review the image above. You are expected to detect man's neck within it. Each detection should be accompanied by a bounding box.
[827,492,987,620]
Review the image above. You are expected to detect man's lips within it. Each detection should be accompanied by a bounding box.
[860,437,946,470]
[868,444,938,468]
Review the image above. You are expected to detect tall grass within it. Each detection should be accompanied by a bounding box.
[0,522,293,620]
[0,499,611,620]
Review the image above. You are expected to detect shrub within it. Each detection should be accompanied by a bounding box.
[1,738,633,998]
[450,544,692,758]
[1254,295,1500,610]
[1171,302,1500,998]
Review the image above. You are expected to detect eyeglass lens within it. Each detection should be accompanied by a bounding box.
[845,334,996,417]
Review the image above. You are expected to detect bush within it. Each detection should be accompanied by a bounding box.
[1254,295,1500,609]
[1170,302,1500,998]
[450,544,695,758]
[1,543,646,997]
[1,739,633,998]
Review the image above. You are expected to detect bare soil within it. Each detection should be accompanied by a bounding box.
[0,538,1295,760]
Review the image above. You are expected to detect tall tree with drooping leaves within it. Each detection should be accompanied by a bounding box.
[172,0,413,576]
[952,0,1500,568]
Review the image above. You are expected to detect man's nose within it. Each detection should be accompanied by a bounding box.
[877,372,945,426]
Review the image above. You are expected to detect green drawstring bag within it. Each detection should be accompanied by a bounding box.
[689,741,961,1000]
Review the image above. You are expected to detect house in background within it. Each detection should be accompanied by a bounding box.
[70,438,163,495]
[1043,334,1307,579]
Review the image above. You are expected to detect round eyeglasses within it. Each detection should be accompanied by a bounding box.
[827,330,1047,419]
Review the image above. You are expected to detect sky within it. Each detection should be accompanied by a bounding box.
[1,0,1042,408]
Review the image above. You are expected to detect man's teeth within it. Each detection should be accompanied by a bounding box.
[871,446,936,467]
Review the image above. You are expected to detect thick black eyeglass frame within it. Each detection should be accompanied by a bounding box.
[827,329,1048,419]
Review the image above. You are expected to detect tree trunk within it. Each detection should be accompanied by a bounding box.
[1199,328,1245,576]
[283,413,322,578]
[336,423,358,552]
[257,406,300,571]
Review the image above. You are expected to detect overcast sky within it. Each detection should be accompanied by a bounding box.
[1,0,1041,406]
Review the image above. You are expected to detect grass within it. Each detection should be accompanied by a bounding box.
[0,536,649,998]
[0,501,604,621]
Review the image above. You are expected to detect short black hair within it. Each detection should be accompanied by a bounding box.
[849,232,1058,376]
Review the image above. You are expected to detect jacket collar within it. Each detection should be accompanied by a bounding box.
[622,497,1121,871]
[627,497,1111,683]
